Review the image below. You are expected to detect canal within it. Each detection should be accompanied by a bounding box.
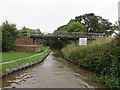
[2,49,107,88]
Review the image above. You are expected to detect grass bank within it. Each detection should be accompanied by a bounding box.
[2,52,38,63]
[1,46,50,72]
[62,37,120,88]
[1,46,49,63]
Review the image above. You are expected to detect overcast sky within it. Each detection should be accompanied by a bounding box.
[0,0,119,33]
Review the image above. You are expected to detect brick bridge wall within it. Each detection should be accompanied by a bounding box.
[15,38,36,45]
[14,45,40,52]
[14,38,40,52]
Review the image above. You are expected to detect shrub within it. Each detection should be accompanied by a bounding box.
[62,37,120,88]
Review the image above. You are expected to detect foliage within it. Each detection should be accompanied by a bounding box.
[111,25,119,30]
[57,13,116,35]
[0,27,2,53]
[74,13,114,35]
[21,26,41,34]
[2,21,17,52]
[67,22,86,32]
[53,13,117,48]
[53,21,87,48]
[21,26,41,33]
[57,22,86,32]
[62,37,120,88]
[57,25,68,32]
[38,45,49,53]
[16,26,41,37]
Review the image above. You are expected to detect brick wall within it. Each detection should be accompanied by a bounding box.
[14,45,40,52]
[15,38,34,45]
[14,38,40,52]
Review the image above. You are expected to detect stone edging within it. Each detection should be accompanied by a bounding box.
[2,50,51,77]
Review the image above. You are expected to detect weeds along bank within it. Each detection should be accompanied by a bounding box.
[62,36,120,88]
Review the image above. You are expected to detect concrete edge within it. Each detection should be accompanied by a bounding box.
[2,50,51,77]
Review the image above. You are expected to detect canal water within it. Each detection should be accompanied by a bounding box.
[2,49,107,88]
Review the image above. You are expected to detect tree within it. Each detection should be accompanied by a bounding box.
[2,21,17,52]
[21,26,41,33]
[16,26,41,37]
[56,22,86,33]
[74,13,113,35]
[57,25,68,32]
[67,22,86,32]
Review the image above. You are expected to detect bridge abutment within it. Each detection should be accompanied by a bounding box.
[13,37,40,52]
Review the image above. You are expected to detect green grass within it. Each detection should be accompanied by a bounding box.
[2,51,37,63]
[0,53,2,63]
[1,46,49,63]
[38,45,49,53]
[1,49,50,72]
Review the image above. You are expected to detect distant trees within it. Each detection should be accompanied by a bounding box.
[21,26,41,33]
[17,26,41,36]
[57,22,86,32]
[74,13,114,35]
[2,21,17,52]
[51,13,118,48]
[57,25,68,32]
[67,22,86,32]
[112,21,119,30]
[57,13,116,36]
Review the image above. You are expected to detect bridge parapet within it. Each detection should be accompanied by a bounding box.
[31,31,106,37]
[18,31,107,40]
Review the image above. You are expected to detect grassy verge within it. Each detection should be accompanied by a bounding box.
[2,52,37,63]
[1,46,49,63]
[0,53,2,63]
[1,46,50,72]
[62,37,120,88]
[1,47,50,72]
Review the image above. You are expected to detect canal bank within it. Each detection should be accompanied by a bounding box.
[1,49,51,77]
[2,49,107,88]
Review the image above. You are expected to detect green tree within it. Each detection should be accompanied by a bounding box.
[17,26,41,37]
[2,21,17,52]
[56,22,86,33]
[74,13,113,35]
[57,25,68,32]
[67,22,86,32]
[21,26,41,33]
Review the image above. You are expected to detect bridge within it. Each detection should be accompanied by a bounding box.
[21,31,106,40]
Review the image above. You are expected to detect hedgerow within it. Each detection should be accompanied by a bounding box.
[62,36,120,88]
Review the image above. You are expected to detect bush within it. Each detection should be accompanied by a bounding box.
[62,37,120,88]
[2,21,17,52]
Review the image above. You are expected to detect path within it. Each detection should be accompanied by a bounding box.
[0,50,47,65]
